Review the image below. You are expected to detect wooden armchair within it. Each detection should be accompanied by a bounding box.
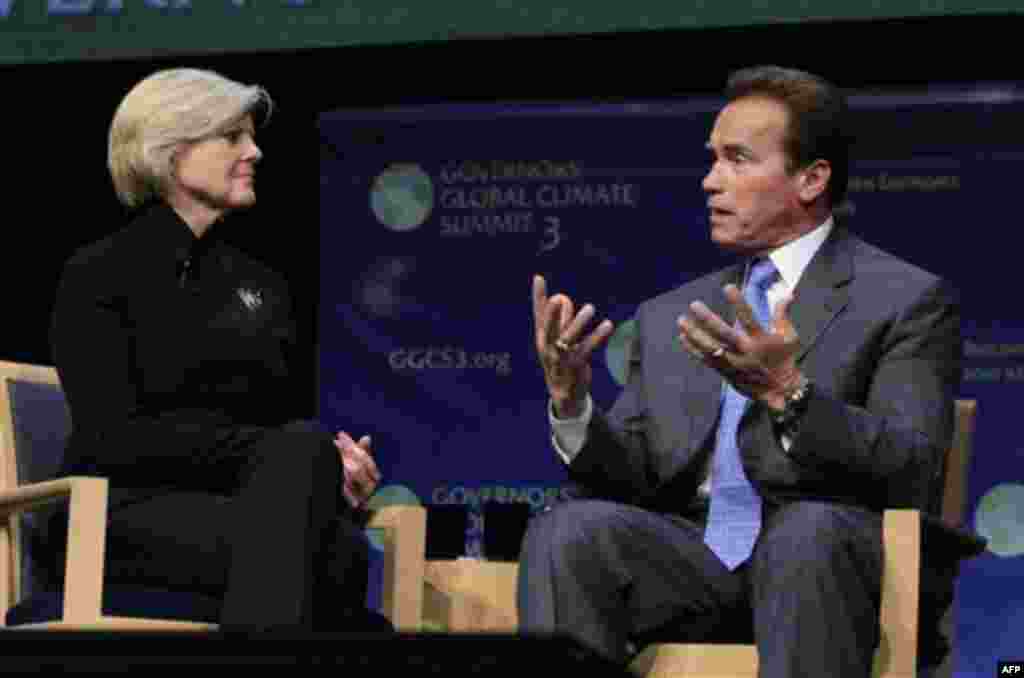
[423,400,985,678]
[0,360,426,631]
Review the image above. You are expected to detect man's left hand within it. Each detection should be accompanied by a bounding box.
[677,283,804,411]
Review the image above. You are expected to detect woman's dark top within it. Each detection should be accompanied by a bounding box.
[50,202,302,508]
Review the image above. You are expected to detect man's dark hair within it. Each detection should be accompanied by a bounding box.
[725,65,850,208]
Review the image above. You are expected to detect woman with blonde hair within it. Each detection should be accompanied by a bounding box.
[45,68,385,631]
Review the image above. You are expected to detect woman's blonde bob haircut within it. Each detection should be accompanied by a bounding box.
[108,68,272,208]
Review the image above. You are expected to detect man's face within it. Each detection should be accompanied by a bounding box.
[702,96,807,255]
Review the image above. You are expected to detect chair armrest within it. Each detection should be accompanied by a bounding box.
[0,477,108,624]
[0,478,99,515]
[366,505,426,630]
[877,508,921,678]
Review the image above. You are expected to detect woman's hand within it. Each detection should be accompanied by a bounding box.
[334,431,382,509]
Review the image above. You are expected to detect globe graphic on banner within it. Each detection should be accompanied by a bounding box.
[370,163,434,231]
[606,318,637,387]
[974,482,1024,557]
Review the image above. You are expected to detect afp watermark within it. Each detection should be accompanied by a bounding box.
[389,347,511,376]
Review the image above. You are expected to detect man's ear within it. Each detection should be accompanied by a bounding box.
[798,160,831,203]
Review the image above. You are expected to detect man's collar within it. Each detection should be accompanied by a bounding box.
[766,216,834,289]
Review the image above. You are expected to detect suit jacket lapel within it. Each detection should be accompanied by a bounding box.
[667,228,853,478]
[673,264,744,470]
[788,226,853,363]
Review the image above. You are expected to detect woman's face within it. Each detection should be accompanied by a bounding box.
[171,114,262,215]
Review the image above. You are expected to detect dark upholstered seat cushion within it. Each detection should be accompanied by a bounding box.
[7,379,73,601]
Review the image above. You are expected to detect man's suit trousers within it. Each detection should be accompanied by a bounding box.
[518,498,883,678]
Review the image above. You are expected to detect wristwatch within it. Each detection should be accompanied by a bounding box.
[772,374,812,431]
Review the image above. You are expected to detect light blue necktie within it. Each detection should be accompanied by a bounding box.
[703,258,778,570]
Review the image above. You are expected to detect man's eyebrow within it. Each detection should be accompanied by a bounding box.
[705,141,751,155]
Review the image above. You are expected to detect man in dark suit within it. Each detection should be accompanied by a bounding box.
[521,65,964,677]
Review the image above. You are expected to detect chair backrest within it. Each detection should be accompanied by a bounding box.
[942,400,976,529]
[0,360,70,612]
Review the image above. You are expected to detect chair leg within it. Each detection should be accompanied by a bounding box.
[61,478,108,624]
[368,505,426,630]
[874,509,920,678]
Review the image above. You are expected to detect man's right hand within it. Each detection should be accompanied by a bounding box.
[532,275,614,418]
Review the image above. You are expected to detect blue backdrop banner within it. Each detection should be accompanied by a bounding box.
[318,85,1024,676]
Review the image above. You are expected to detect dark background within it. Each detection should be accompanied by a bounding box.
[1,13,1020,415]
